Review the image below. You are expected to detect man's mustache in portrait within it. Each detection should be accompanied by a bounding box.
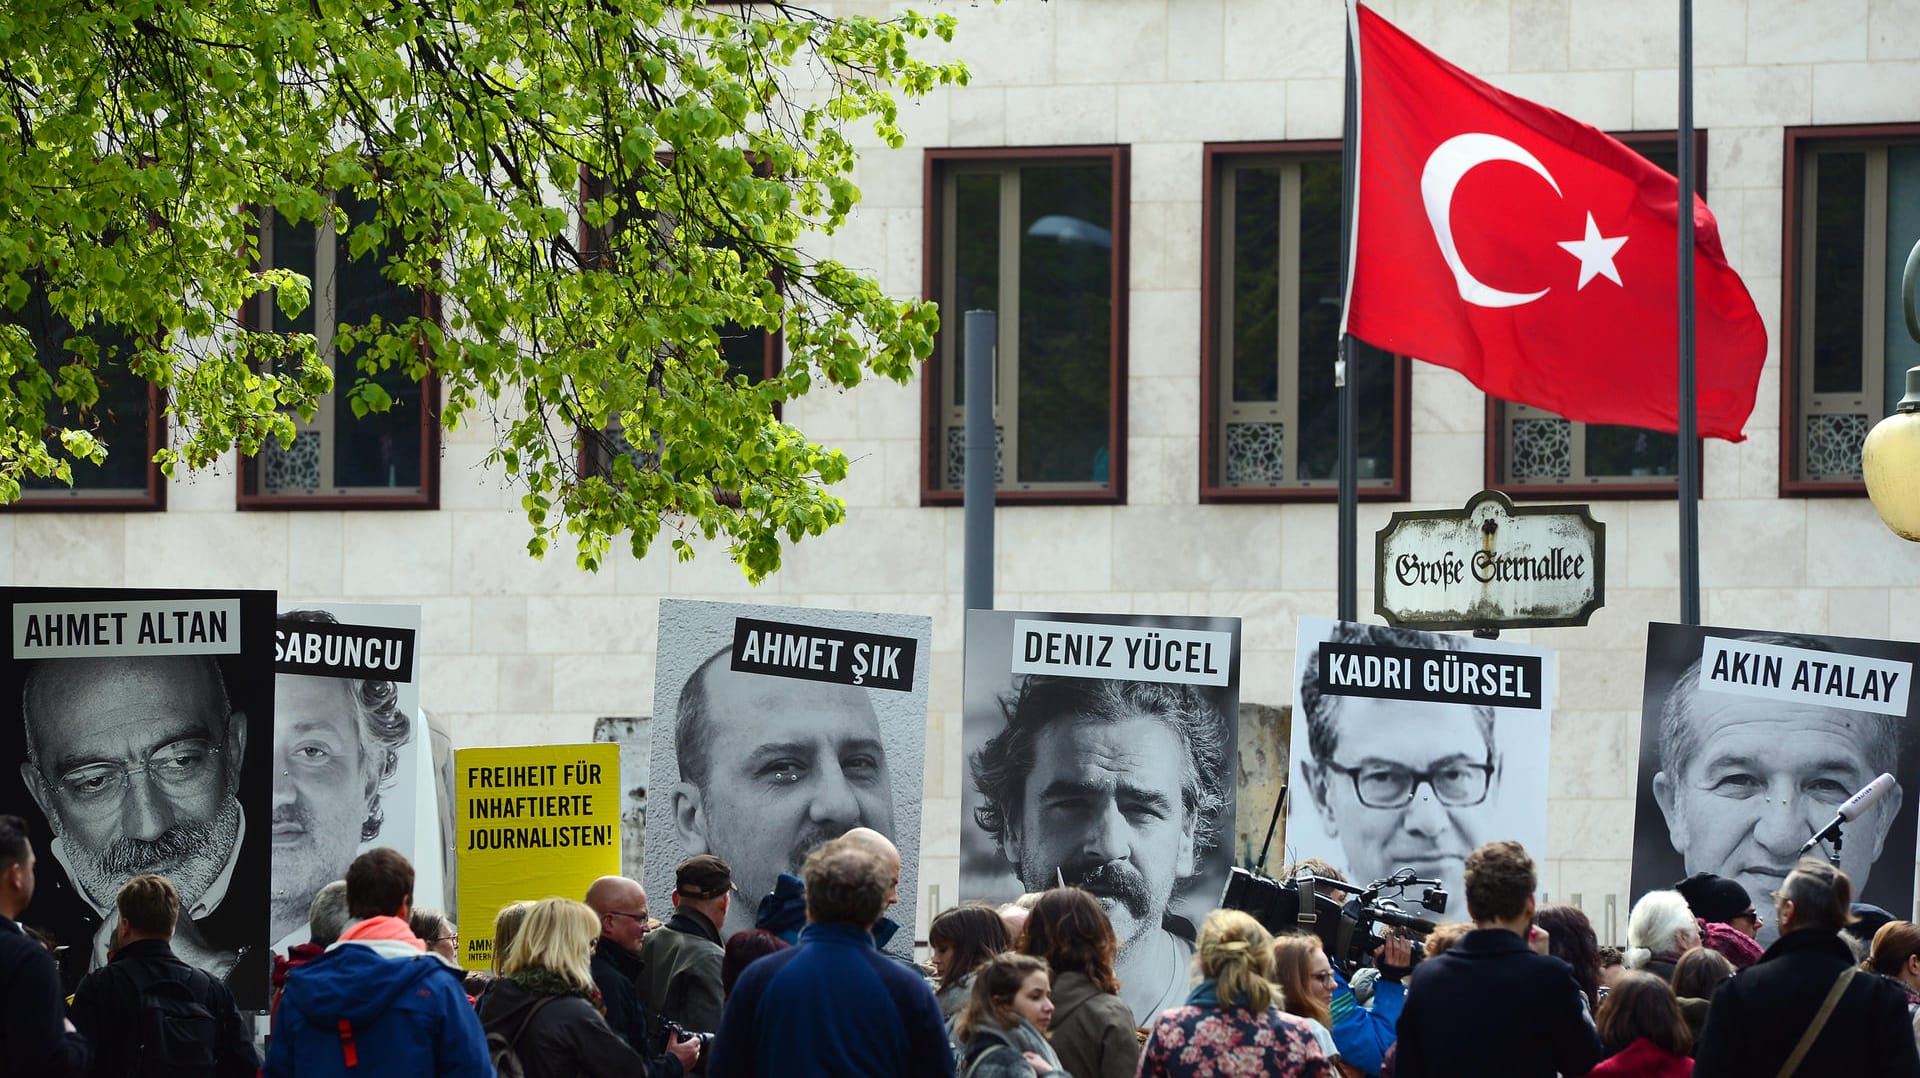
[98,823,215,878]
[71,797,241,906]
[787,824,846,874]
[271,801,315,838]
[1068,858,1151,922]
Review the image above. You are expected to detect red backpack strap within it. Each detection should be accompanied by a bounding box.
[337,1020,359,1068]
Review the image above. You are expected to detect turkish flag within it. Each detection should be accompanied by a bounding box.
[1342,5,1767,441]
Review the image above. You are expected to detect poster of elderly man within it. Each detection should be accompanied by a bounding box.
[272,602,427,954]
[960,609,1242,1025]
[1631,623,1920,946]
[647,599,930,958]
[1287,617,1555,920]
[1,586,275,1009]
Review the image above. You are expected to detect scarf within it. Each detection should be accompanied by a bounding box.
[508,967,604,1012]
[1184,977,1258,1010]
[338,915,426,951]
[1698,919,1763,969]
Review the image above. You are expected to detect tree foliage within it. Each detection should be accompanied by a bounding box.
[0,0,967,578]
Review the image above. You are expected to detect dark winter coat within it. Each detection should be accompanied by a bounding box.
[477,976,658,1078]
[1692,928,1920,1078]
[636,908,725,1035]
[587,936,684,1077]
[1045,971,1139,1078]
[67,938,258,1078]
[1,915,89,1078]
[1392,928,1603,1078]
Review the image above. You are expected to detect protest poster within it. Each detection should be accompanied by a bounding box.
[1632,623,1920,945]
[647,599,931,957]
[455,742,622,970]
[0,586,277,1009]
[960,609,1241,1023]
[1286,617,1554,921]
[271,602,425,952]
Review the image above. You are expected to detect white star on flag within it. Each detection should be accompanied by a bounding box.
[1556,212,1629,290]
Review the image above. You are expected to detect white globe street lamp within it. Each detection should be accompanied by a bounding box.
[1862,239,1920,540]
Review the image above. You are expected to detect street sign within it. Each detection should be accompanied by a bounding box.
[1374,489,1604,631]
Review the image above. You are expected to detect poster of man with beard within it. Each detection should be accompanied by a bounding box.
[272,603,423,954]
[960,609,1241,1025]
[2,586,275,1010]
[647,599,930,958]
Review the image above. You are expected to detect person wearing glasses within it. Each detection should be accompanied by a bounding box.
[1297,623,1504,913]
[970,675,1232,1024]
[582,875,701,1075]
[1272,933,1345,1064]
[17,654,264,1002]
[271,610,414,956]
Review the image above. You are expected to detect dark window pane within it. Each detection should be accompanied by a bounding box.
[332,197,423,489]
[1885,146,1920,412]
[1584,424,1678,477]
[720,322,769,384]
[270,210,316,337]
[1016,164,1111,484]
[18,320,150,494]
[1296,159,1356,480]
[1811,151,1866,395]
[952,173,1000,409]
[1230,166,1281,403]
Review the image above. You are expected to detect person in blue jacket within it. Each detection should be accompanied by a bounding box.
[708,836,953,1077]
[264,848,489,1078]
[1328,935,1408,1076]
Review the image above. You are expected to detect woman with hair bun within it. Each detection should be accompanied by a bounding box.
[1139,910,1334,1078]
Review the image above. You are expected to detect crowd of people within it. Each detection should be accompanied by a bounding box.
[10,808,1920,1077]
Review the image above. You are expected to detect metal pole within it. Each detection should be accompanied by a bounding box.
[1336,11,1359,622]
[1677,0,1701,626]
[962,309,997,613]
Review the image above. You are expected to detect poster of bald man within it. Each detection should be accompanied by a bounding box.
[1631,623,1920,946]
[647,599,930,958]
[1,586,276,1009]
[960,609,1242,1025]
[273,602,428,954]
[1286,617,1555,926]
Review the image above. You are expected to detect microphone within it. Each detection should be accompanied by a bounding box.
[1798,773,1898,856]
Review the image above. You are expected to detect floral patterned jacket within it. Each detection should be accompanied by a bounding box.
[1137,998,1336,1078]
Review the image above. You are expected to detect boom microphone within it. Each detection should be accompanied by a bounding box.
[1798,773,1898,856]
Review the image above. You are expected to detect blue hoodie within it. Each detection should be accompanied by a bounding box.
[263,938,491,1078]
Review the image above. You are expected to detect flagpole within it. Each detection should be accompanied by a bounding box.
[1337,1,1359,622]
[1677,0,1701,625]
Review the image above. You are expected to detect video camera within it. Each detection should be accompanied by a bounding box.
[1222,865,1449,976]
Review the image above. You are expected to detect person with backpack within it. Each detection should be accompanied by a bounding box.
[264,848,490,1078]
[68,873,257,1078]
[479,897,679,1078]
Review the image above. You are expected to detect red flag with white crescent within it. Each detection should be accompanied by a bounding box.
[1340,4,1767,441]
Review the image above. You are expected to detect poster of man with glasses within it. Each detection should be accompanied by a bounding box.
[1286,617,1555,912]
[1,586,276,1009]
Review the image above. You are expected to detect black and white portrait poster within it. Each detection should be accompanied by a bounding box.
[646,599,930,958]
[960,609,1242,1024]
[273,602,424,953]
[1,586,276,1009]
[1632,623,1920,944]
[1287,617,1555,919]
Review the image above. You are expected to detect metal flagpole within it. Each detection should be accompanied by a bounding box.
[1677,0,1701,625]
[1337,3,1359,622]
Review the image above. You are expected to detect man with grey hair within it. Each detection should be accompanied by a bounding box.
[1297,621,1503,914]
[971,674,1230,1022]
[1651,633,1904,946]
[670,647,897,936]
[272,609,414,951]
[17,655,262,1000]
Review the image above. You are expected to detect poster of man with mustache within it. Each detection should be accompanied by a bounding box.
[960,609,1241,1025]
[2,586,276,1010]
[647,599,931,958]
[272,603,425,955]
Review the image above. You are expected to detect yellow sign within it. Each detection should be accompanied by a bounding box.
[455,743,621,970]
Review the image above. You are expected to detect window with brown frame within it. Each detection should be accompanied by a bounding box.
[1201,142,1407,501]
[1486,132,1705,497]
[239,194,439,508]
[1782,124,1920,492]
[4,278,166,511]
[922,147,1128,503]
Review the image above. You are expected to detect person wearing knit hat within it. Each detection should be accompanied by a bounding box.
[1674,872,1761,938]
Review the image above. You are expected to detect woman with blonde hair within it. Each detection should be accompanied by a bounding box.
[1140,911,1333,1077]
[476,897,648,1078]
[953,952,1067,1077]
[1271,932,1344,1064]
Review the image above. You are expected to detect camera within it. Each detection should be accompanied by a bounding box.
[1221,865,1448,976]
[662,1019,714,1059]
